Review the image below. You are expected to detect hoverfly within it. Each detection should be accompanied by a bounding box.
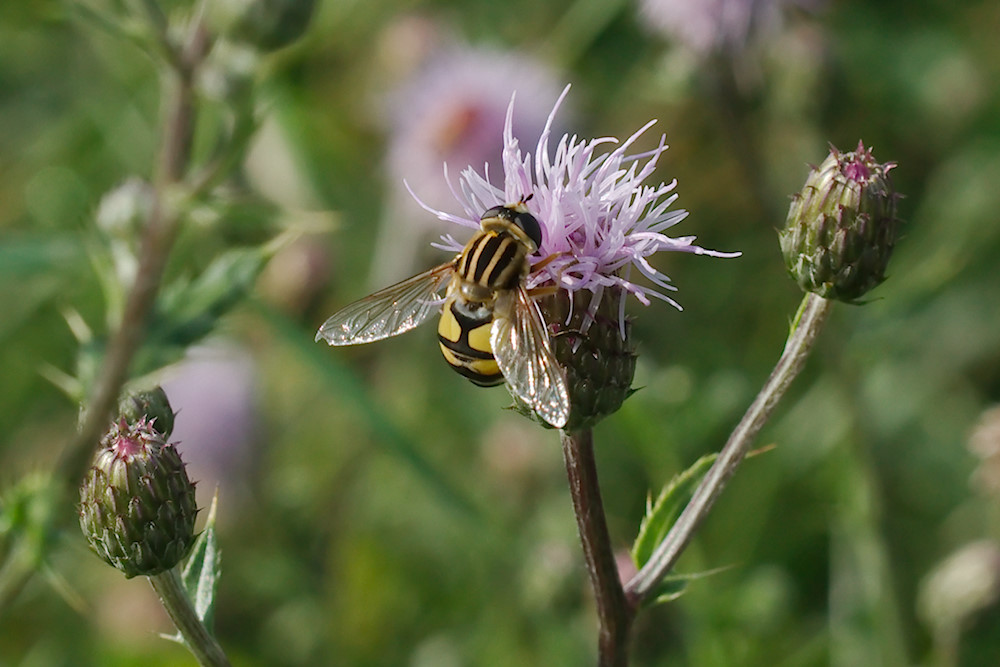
[315,201,570,429]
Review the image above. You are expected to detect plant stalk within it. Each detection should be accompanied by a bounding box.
[148,568,231,667]
[562,428,633,667]
[626,292,833,603]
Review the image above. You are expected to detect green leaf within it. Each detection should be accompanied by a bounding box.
[630,446,774,608]
[134,246,269,377]
[0,234,84,279]
[0,234,86,340]
[646,566,736,606]
[155,246,267,344]
[631,453,717,569]
[180,489,221,631]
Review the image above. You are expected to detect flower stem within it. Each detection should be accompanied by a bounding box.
[625,292,833,603]
[561,428,633,667]
[148,568,231,667]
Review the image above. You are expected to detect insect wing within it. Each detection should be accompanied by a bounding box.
[491,287,570,428]
[316,263,453,345]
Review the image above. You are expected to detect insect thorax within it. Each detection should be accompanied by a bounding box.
[456,229,531,295]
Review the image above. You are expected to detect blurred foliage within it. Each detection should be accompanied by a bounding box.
[2,0,1000,665]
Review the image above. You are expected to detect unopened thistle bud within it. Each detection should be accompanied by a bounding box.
[210,0,317,51]
[779,142,900,302]
[95,178,155,239]
[117,387,175,438]
[78,417,197,578]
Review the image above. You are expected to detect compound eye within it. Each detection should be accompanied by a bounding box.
[513,211,542,249]
[480,206,506,221]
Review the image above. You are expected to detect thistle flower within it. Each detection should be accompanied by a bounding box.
[79,415,198,578]
[415,86,738,428]
[779,141,900,302]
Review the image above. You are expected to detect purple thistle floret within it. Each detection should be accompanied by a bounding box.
[411,85,739,336]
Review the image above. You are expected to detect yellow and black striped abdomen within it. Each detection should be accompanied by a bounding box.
[456,230,529,292]
[437,297,503,386]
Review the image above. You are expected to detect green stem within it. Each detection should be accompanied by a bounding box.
[561,428,633,667]
[625,292,834,603]
[148,568,231,667]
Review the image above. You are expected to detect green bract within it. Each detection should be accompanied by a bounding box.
[779,142,900,303]
[117,387,176,438]
[78,418,197,578]
[514,288,637,431]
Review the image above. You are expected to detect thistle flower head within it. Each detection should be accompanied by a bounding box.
[779,141,900,302]
[418,86,738,337]
[79,414,197,578]
[413,86,738,428]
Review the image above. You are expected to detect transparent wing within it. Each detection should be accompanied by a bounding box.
[316,263,454,345]
[491,287,570,428]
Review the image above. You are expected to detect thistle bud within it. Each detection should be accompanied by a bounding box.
[117,387,175,438]
[514,288,637,431]
[209,0,317,51]
[779,142,900,302]
[198,39,260,104]
[95,178,154,241]
[78,417,197,578]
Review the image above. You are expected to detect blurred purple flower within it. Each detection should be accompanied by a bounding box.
[385,45,567,213]
[638,0,823,55]
[415,86,738,335]
[372,45,566,284]
[161,345,258,510]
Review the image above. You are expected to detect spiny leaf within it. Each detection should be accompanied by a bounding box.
[153,246,268,345]
[631,445,775,570]
[181,489,221,630]
[646,565,736,607]
[631,453,716,569]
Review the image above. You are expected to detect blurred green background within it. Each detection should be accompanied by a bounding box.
[3,0,1000,665]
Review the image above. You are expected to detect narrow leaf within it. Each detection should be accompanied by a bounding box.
[180,489,221,631]
[154,246,267,345]
[647,565,736,606]
[631,453,716,569]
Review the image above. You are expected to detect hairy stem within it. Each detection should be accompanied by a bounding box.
[148,568,231,667]
[562,428,633,667]
[626,292,833,603]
